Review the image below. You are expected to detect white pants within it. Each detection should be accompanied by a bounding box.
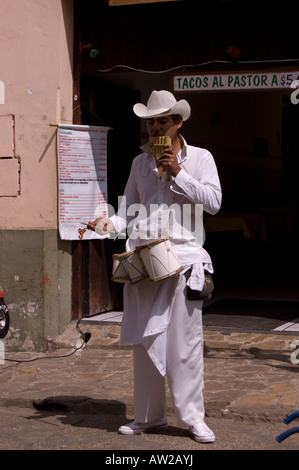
[133,298,205,428]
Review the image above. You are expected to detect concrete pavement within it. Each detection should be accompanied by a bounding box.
[1,319,299,427]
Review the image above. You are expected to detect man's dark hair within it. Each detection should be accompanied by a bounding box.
[172,114,183,124]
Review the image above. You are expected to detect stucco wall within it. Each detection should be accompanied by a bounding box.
[0,229,72,351]
[0,0,73,226]
[0,0,74,350]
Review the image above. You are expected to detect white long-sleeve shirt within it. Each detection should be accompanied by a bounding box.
[108,136,222,374]
[110,135,222,275]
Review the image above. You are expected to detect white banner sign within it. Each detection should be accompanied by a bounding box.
[173,71,299,92]
[57,124,110,240]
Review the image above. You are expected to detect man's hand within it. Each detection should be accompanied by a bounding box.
[87,218,115,235]
[87,218,101,231]
[157,147,181,178]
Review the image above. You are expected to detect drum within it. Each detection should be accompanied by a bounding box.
[136,238,183,282]
[112,250,148,284]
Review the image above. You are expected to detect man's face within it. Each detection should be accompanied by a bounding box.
[146,116,182,139]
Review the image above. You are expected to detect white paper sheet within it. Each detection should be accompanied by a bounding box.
[57,124,110,240]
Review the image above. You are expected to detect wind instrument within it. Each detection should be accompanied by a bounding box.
[149,136,172,180]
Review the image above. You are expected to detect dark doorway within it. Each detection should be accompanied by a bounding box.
[72,78,141,318]
[282,95,299,207]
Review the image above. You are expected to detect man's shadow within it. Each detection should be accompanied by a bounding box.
[27,395,188,437]
[28,396,128,433]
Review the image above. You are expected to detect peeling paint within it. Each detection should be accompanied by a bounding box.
[27,302,37,314]
[7,302,40,317]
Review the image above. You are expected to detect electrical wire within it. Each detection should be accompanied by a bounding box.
[96,58,299,74]
[3,342,85,363]
[1,318,91,365]
[97,61,230,73]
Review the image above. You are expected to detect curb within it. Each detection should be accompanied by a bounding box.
[50,320,299,357]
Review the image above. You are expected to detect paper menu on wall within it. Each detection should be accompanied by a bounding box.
[57,124,110,240]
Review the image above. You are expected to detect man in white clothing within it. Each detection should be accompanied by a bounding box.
[88,90,222,443]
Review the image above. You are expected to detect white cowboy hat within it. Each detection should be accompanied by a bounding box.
[133,90,191,121]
